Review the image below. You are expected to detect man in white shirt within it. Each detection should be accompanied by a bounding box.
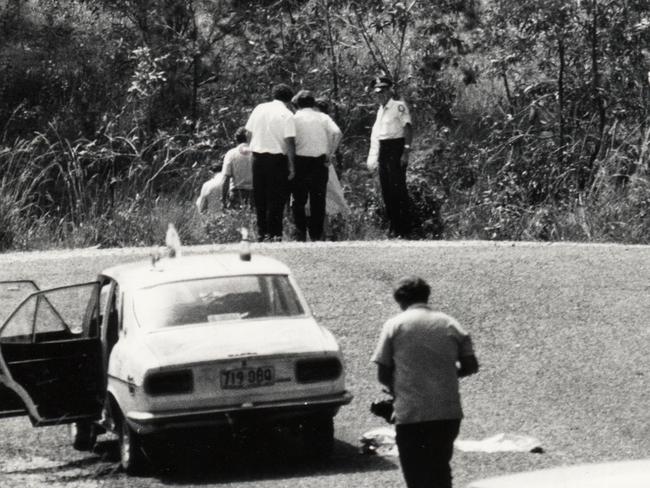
[222,127,253,208]
[245,84,296,241]
[291,90,342,241]
[367,76,413,238]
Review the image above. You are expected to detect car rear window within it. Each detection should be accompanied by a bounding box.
[133,275,304,329]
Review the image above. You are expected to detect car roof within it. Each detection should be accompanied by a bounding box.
[467,458,650,488]
[101,253,292,290]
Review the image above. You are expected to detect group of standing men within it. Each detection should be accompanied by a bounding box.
[199,76,415,241]
[245,84,342,242]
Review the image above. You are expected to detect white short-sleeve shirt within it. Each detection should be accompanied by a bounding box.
[372,98,412,140]
[293,108,342,158]
[245,100,296,154]
[371,304,475,424]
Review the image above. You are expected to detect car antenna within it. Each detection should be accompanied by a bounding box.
[165,223,182,258]
[239,227,251,261]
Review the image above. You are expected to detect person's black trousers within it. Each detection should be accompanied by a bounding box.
[252,152,289,241]
[378,138,411,237]
[395,419,461,488]
[291,155,329,241]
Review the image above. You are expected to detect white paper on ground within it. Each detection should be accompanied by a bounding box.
[455,433,543,453]
[360,428,543,456]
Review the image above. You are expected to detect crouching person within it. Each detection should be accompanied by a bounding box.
[222,127,253,208]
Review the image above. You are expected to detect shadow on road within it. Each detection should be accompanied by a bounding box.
[92,432,398,484]
[152,438,398,485]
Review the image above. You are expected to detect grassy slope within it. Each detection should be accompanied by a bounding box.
[0,241,648,487]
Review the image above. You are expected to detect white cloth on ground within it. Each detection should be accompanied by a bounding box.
[196,172,225,214]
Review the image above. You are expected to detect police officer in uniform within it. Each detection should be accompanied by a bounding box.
[367,76,412,238]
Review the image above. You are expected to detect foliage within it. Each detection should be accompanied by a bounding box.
[1,0,650,249]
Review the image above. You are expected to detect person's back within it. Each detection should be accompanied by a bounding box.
[224,144,252,190]
[294,108,337,158]
[385,307,467,423]
[247,100,294,155]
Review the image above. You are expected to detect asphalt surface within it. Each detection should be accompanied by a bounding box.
[0,240,648,488]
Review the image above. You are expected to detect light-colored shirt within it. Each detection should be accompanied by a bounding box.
[245,100,296,154]
[222,143,252,190]
[367,98,412,169]
[372,98,412,140]
[293,108,342,158]
[195,172,225,214]
[371,304,475,424]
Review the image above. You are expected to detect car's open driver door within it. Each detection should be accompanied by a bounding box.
[0,281,42,417]
[0,282,104,426]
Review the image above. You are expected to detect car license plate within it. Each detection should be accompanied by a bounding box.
[220,366,275,389]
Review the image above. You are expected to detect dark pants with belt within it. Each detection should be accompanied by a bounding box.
[252,152,289,241]
[291,155,329,241]
[395,419,461,488]
[378,138,411,237]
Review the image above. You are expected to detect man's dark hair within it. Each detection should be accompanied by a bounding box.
[315,96,330,114]
[294,90,315,108]
[272,83,294,103]
[393,276,430,307]
[234,126,247,144]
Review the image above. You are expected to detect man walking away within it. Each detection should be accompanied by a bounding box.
[291,90,342,241]
[372,276,479,488]
[245,84,296,241]
[222,127,253,208]
[367,76,413,238]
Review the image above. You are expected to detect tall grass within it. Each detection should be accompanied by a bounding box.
[1,107,649,250]
[0,139,56,250]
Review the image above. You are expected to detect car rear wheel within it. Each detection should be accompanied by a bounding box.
[118,417,147,475]
[70,421,97,451]
[301,415,334,460]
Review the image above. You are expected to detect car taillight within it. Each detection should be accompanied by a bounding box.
[144,370,194,396]
[295,357,342,383]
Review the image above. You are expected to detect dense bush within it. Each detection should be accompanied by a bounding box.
[0,0,649,249]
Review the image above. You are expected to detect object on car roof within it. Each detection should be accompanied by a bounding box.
[467,458,650,488]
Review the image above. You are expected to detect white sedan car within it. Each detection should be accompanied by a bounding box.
[0,250,352,473]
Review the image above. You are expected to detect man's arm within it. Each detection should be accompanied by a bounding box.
[458,354,479,377]
[376,363,394,393]
[285,136,296,180]
[326,116,342,162]
[400,122,412,168]
[222,175,231,207]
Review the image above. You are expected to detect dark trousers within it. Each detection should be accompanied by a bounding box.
[395,419,461,488]
[252,152,289,241]
[291,155,329,241]
[378,138,411,237]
